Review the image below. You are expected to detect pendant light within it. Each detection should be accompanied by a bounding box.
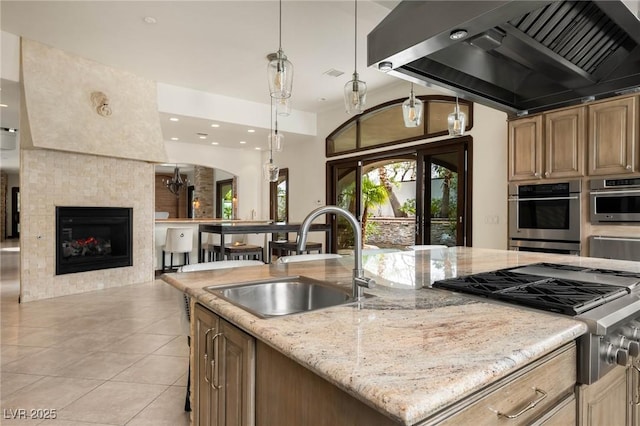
[402,83,423,127]
[344,0,366,114]
[263,99,280,182]
[276,96,291,117]
[447,97,466,136]
[268,0,293,99]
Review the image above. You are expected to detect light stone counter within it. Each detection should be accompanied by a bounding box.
[161,247,640,425]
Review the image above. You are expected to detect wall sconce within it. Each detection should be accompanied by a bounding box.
[90,91,112,117]
[192,197,201,210]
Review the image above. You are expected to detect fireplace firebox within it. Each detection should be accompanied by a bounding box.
[56,206,133,275]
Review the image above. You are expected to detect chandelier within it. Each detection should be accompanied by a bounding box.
[163,165,188,196]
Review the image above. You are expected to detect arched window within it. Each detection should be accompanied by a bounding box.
[326,95,473,156]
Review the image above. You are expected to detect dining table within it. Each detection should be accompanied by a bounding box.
[197,221,332,263]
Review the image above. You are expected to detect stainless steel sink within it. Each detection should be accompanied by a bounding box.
[204,276,354,318]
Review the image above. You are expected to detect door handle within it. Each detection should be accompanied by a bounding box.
[203,328,214,385]
[211,332,223,390]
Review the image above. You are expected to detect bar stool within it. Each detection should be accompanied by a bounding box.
[162,227,193,271]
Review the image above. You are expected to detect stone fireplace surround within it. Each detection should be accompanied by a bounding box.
[20,150,155,302]
[19,39,166,302]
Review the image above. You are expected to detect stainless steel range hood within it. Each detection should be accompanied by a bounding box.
[368,1,640,116]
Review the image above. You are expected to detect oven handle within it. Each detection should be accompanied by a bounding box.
[591,189,640,195]
[508,196,579,202]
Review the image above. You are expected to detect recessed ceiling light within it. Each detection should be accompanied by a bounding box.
[169,117,179,122]
[143,16,157,24]
[199,135,207,139]
[170,137,179,141]
[247,129,256,133]
[0,104,7,108]
[239,141,246,144]
[210,124,220,128]
[255,147,261,150]
[211,142,219,145]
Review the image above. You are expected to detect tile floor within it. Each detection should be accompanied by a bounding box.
[1,240,191,425]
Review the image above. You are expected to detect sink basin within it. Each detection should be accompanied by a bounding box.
[204,276,353,318]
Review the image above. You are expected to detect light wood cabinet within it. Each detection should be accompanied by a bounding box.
[588,96,638,176]
[508,115,543,181]
[432,343,577,425]
[508,107,585,181]
[545,107,585,178]
[577,365,631,426]
[194,303,255,426]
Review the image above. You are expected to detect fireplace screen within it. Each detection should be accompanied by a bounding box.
[56,206,133,275]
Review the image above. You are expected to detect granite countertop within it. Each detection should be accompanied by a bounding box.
[161,247,640,425]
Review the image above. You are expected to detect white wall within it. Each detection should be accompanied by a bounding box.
[266,80,509,249]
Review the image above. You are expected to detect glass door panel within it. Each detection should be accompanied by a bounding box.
[417,142,468,246]
[334,164,359,252]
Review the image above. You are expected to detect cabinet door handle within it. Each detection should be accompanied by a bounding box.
[544,171,550,177]
[634,366,640,406]
[496,388,547,419]
[534,172,541,178]
[626,165,632,171]
[211,332,223,390]
[203,328,214,385]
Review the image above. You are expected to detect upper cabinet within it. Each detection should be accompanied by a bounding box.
[545,107,586,179]
[588,96,638,176]
[508,115,543,181]
[508,107,585,181]
[509,95,640,182]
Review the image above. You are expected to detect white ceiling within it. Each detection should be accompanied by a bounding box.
[0,1,404,171]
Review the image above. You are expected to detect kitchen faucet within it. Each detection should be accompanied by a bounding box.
[297,205,375,300]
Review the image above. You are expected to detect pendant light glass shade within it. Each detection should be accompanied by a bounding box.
[268,0,293,99]
[344,72,367,114]
[402,83,423,127]
[263,160,280,182]
[268,130,284,152]
[268,50,293,99]
[344,0,366,114]
[447,97,466,136]
[276,96,291,116]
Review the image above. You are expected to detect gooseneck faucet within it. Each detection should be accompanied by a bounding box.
[297,205,375,300]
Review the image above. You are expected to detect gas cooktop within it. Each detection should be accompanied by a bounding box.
[432,263,640,316]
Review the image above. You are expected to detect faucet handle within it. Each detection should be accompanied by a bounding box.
[354,276,375,289]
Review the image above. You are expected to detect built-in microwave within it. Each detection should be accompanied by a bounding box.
[508,180,582,242]
[590,178,640,224]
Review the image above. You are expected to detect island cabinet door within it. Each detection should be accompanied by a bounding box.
[632,358,640,425]
[194,303,219,426]
[577,365,631,426]
[432,344,576,426]
[193,303,256,426]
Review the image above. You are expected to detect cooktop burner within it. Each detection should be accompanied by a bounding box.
[432,263,636,315]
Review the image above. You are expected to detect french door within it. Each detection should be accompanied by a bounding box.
[416,139,471,246]
[327,138,472,252]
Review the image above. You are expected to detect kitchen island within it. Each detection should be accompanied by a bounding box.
[161,247,640,425]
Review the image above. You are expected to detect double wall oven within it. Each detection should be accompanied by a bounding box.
[508,180,582,255]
